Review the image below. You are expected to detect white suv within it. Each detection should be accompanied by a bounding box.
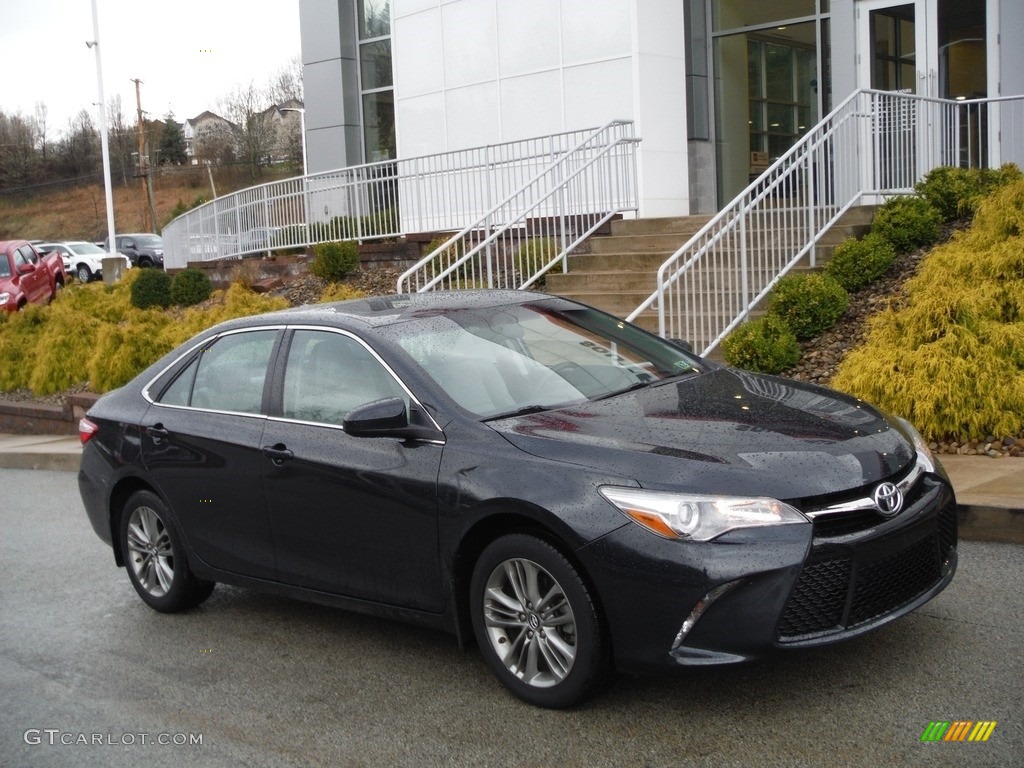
[37,241,132,283]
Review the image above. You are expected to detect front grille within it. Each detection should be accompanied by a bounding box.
[848,534,940,625]
[778,504,957,642]
[777,558,851,637]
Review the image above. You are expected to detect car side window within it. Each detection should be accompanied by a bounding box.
[158,330,278,414]
[282,330,406,426]
[19,246,39,265]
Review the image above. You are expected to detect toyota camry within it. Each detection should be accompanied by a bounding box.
[78,291,957,708]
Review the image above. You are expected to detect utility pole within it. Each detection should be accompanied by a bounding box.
[132,78,158,232]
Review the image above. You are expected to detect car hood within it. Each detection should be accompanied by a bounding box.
[489,367,915,501]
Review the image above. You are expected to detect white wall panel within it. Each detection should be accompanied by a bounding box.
[500,71,563,140]
[560,0,631,65]
[441,0,498,88]
[393,0,438,18]
[393,10,445,98]
[396,92,448,157]
[445,82,501,149]
[563,58,635,128]
[496,0,561,77]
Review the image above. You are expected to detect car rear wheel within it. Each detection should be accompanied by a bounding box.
[76,264,92,282]
[470,534,610,708]
[120,490,214,612]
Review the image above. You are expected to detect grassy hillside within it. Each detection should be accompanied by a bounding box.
[0,165,296,243]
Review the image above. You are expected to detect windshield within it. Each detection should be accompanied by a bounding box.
[67,242,105,255]
[134,235,163,248]
[379,300,702,419]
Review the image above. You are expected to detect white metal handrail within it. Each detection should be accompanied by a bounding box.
[626,90,1024,356]
[162,122,639,271]
[396,121,639,293]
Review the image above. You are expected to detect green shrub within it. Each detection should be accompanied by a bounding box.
[767,273,849,339]
[872,195,942,253]
[130,269,172,309]
[170,269,213,306]
[721,315,800,374]
[513,238,559,285]
[914,167,985,221]
[824,233,898,291]
[310,240,359,282]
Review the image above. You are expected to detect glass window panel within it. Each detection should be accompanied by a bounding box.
[712,0,815,31]
[158,356,200,406]
[874,15,896,58]
[749,100,764,131]
[748,39,763,98]
[768,134,792,159]
[360,39,393,89]
[765,44,793,102]
[767,103,795,134]
[190,330,278,414]
[901,63,917,91]
[899,18,916,57]
[798,106,812,133]
[283,331,405,426]
[359,0,390,39]
[362,91,395,162]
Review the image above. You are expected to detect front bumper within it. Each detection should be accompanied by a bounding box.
[577,474,957,672]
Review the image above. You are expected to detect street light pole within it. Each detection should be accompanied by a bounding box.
[88,0,116,256]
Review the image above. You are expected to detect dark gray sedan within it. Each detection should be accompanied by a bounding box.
[78,291,957,707]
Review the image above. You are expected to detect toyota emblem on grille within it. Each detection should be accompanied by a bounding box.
[873,482,903,517]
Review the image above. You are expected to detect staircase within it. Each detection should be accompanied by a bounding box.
[547,206,877,343]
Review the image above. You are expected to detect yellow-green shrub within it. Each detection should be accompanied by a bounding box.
[831,177,1024,441]
[0,276,291,395]
[318,283,367,303]
[721,315,800,373]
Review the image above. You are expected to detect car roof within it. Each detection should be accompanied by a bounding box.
[216,290,555,333]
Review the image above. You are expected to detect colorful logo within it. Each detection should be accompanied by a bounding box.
[921,721,997,742]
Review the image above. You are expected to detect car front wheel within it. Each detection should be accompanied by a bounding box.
[76,264,92,282]
[120,490,214,612]
[470,534,610,708]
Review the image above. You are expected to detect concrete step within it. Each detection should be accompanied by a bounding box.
[546,271,656,293]
[590,233,699,254]
[611,215,714,236]
[565,251,676,271]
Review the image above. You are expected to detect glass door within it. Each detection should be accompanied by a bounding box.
[857,0,936,96]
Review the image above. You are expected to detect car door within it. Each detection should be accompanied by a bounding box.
[14,245,47,302]
[261,328,446,612]
[141,328,281,578]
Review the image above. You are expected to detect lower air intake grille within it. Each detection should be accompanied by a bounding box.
[779,532,946,642]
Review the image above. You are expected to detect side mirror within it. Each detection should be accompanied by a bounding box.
[343,397,442,441]
[17,263,36,275]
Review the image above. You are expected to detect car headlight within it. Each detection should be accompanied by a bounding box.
[895,416,937,474]
[599,487,807,542]
[0,291,11,305]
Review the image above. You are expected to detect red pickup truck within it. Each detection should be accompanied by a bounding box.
[0,240,66,313]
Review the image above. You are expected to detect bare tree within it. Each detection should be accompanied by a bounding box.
[268,56,304,105]
[0,110,40,187]
[33,102,49,164]
[219,81,276,183]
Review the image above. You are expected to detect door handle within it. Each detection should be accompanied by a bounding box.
[146,424,169,443]
[261,444,294,465]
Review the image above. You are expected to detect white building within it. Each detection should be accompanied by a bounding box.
[298,0,1022,218]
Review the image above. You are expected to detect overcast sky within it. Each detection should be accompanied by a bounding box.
[1,0,301,134]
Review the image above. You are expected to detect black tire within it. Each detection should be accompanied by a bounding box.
[469,534,610,708]
[119,490,214,612]
[76,264,92,282]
